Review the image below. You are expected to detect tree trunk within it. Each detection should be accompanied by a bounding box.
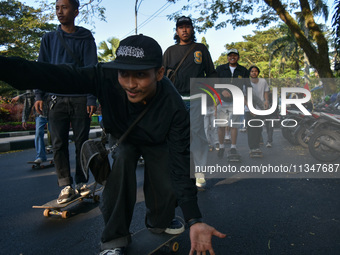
[264,0,336,94]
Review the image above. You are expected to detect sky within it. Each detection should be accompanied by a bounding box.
[23,0,335,62]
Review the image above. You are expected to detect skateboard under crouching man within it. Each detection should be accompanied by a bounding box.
[27,158,54,169]
[127,219,185,255]
[32,182,103,218]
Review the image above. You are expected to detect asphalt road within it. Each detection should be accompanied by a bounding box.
[0,129,339,255]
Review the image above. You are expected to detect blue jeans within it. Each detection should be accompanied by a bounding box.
[35,116,47,161]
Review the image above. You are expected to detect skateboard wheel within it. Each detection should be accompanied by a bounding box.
[93,195,100,202]
[61,211,70,219]
[43,209,51,217]
[170,241,179,252]
[40,165,45,169]
[32,165,35,169]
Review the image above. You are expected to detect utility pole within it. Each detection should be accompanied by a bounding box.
[135,0,139,35]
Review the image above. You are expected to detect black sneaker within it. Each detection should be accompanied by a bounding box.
[164,219,185,235]
[99,248,125,255]
[217,148,225,158]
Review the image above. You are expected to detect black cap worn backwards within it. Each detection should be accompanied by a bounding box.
[106,34,163,71]
[176,16,193,28]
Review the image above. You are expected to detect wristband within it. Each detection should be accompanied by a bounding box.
[187,218,203,228]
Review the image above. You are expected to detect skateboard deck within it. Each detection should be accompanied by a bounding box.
[127,229,181,255]
[32,182,103,218]
[227,153,241,162]
[249,151,263,158]
[27,158,54,169]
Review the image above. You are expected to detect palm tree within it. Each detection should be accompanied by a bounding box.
[332,0,340,70]
[98,37,120,62]
[268,24,303,78]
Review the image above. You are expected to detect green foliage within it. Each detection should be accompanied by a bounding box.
[201,36,209,50]
[215,26,287,78]
[0,0,56,97]
[0,0,56,60]
[98,37,120,62]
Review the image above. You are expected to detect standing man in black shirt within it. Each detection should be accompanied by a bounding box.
[216,49,251,161]
[163,16,217,188]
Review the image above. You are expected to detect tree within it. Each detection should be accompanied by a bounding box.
[35,0,106,28]
[332,0,340,71]
[201,36,209,50]
[268,24,303,77]
[0,0,56,59]
[167,0,336,93]
[215,27,283,78]
[98,37,120,62]
[0,0,56,96]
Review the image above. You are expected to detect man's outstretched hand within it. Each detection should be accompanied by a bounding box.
[189,222,226,255]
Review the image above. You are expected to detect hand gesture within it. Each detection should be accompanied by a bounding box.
[189,222,226,255]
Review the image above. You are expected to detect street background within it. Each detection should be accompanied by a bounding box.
[0,128,339,254]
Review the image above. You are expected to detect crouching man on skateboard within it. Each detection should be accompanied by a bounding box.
[0,34,226,255]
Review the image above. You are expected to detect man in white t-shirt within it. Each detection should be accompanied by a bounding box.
[247,66,269,156]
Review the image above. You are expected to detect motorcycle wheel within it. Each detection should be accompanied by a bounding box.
[296,127,309,148]
[308,130,340,162]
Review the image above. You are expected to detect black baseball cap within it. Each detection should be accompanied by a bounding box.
[176,16,193,27]
[105,34,162,70]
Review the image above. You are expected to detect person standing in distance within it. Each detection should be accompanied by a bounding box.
[34,0,98,204]
[216,49,251,160]
[247,65,269,156]
[163,16,217,188]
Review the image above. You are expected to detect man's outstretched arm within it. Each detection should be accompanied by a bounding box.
[0,56,97,96]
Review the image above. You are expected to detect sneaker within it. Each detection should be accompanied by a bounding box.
[75,183,91,196]
[164,219,185,235]
[217,148,225,158]
[249,149,257,154]
[99,248,125,255]
[57,186,76,204]
[196,177,206,188]
[229,148,238,155]
[208,145,214,152]
[34,158,44,163]
[266,142,272,148]
[215,143,220,151]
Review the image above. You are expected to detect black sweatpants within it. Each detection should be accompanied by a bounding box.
[100,142,177,250]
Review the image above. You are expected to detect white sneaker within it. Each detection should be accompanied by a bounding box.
[164,219,185,235]
[99,248,125,255]
[34,158,44,163]
[75,183,91,196]
[57,186,76,204]
[196,178,206,188]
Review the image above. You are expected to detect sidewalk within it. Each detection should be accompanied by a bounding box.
[0,127,102,153]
